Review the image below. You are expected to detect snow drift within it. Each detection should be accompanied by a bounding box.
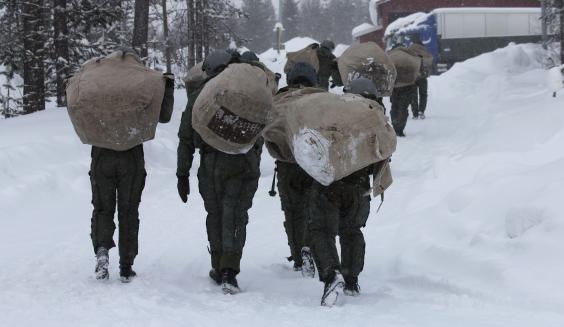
[1,42,564,326]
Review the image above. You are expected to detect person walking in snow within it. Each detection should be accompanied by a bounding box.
[409,36,430,120]
[305,78,382,306]
[272,63,319,278]
[317,40,343,90]
[88,49,175,283]
[176,50,264,294]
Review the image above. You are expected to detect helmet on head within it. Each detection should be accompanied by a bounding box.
[287,62,319,88]
[202,50,233,77]
[344,78,379,100]
[320,40,336,52]
[241,51,259,62]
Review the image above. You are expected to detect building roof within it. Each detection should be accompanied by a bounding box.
[352,23,379,38]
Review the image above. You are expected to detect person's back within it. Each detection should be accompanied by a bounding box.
[317,40,342,90]
[176,50,264,295]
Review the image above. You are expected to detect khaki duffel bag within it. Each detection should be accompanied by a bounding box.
[284,43,320,74]
[388,47,421,88]
[338,42,397,97]
[66,51,166,151]
[192,63,273,154]
[263,89,397,188]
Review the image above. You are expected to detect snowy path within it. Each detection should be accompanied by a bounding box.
[1,44,564,326]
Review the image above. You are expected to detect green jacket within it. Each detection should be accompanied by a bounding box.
[176,85,204,177]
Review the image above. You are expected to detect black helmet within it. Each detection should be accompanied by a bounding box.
[320,40,335,51]
[345,78,378,100]
[202,50,233,77]
[287,62,319,88]
[241,51,259,62]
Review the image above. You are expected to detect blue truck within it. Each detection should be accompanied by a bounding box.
[385,7,545,73]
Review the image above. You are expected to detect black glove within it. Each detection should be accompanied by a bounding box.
[177,176,190,203]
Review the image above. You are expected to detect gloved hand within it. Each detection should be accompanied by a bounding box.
[177,176,190,203]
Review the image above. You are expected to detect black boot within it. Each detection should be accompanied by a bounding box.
[344,276,360,296]
[221,269,240,294]
[321,271,345,307]
[119,265,137,283]
[95,247,109,281]
[209,269,222,285]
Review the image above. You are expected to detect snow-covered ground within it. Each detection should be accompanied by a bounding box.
[1,41,564,326]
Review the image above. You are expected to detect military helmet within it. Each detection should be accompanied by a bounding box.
[345,78,379,100]
[320,40,336,51]
[241,51,259,62]
[287,62,319,88]
[202,50,233,77]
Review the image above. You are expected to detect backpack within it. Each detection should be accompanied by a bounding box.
[408,44,434,78]
[388,47,422,88]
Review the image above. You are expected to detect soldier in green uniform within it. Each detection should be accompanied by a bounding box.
[176,50,263,294]
[316,40,343,90]
[273,63,319,278]
[308,78,384,306]
[391,84,416,137]
[91,49,175,283]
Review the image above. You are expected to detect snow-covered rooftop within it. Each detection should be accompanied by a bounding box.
[384,12,431,38]
[352,23,378,39]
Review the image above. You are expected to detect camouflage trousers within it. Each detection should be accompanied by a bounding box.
[276,161,313,267]
[198,146,261,274]
[307,173,371,282]
[89,145,146,266]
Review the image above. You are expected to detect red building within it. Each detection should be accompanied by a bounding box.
[356,0,541,46]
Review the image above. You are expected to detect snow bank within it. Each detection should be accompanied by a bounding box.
[1,42,564,326]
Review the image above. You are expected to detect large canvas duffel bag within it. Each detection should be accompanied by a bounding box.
[338,42,397,97]
[408,43,434,78]
[66,51,166,151]
[388,47,421,88]
[263,89,397,187]
[284,43,320,74]
[192,63,273,154]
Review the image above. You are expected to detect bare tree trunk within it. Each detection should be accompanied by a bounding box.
[186,0,195,67]
[203,0,209,57]
[132,0,150,58]
[195,0,203,63]
[23,0,45,114]
[162,0,172,72]
[54,0,69,107]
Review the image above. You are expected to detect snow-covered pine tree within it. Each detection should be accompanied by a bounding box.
[299,0,325,42]
[239,0,276,52]
[281,0,299,40]
[325,0,368,44]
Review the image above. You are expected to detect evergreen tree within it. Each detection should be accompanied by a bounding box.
[54,0,70,107]
[299,0,325,41]
[325,0,368,44]
[240,0,276,52]
[281,0,299,40]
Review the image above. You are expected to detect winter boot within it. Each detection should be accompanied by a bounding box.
[94,247,109,280]
[412,114,419,120]
[396,131,405,137]
[321,271,345,307]
[209,269,222,285]
[221,269,240,294]
[119,265,137,283]
[419,112,426,120]
[301,247,315,278]
[293,262,303,272]
[344,276,360,296]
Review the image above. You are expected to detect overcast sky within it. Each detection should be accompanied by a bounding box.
[231,0,280,14]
